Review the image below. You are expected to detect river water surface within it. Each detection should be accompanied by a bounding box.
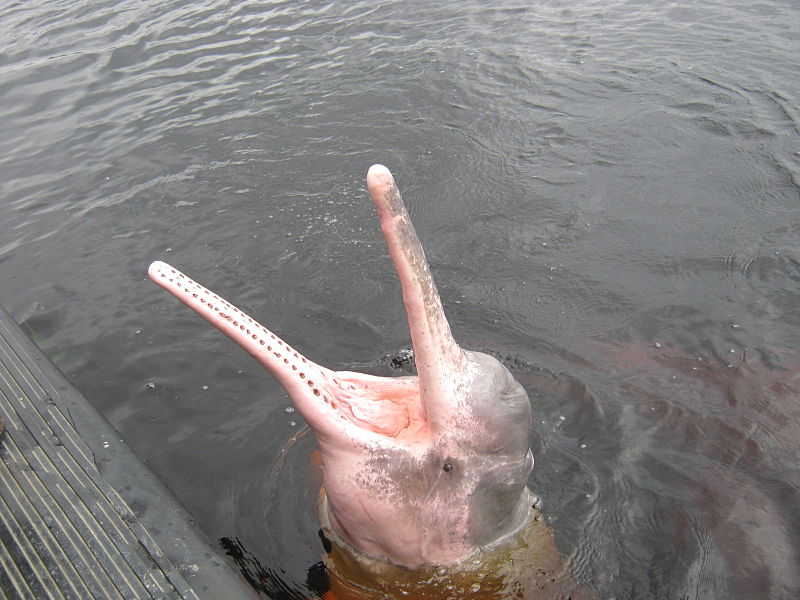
[1,1,799,598]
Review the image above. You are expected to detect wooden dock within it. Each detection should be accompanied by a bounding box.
[0,304,256,600]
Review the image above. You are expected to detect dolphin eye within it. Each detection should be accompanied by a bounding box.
[442,461,453,472]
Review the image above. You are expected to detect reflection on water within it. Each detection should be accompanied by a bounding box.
[1,0,799,598]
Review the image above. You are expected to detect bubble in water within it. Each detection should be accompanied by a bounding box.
[470,583,481,593]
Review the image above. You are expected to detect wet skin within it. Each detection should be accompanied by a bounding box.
[149,165,585,597]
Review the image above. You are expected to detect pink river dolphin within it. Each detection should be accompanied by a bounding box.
[150,165,584,599]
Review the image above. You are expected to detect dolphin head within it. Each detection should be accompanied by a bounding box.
[149,165,534,568]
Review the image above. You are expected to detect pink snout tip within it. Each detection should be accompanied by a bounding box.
[367,163,391,178]
[148,260,171,282]
[367,164,394,190]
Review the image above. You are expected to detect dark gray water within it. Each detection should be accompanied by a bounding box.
[2,1,799,598]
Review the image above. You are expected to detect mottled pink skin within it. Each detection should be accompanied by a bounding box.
[149,165,533,568]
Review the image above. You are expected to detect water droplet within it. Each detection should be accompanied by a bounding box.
[202,385,209,390]
[470,583,481,593]
[654,342,661,348]
[558,415,566,421]
[580,443,587,449]
[285,407,295,414]
[134,329,142,335]
[146,382,155,390]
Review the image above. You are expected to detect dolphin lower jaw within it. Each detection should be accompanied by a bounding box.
[148,260,430,445]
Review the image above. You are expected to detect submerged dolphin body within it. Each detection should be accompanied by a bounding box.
[150,166,579,597]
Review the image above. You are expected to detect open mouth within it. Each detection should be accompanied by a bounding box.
[327,374,427,439]
[150,166,455,448]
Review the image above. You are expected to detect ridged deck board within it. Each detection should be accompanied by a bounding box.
[0,305,256,600]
